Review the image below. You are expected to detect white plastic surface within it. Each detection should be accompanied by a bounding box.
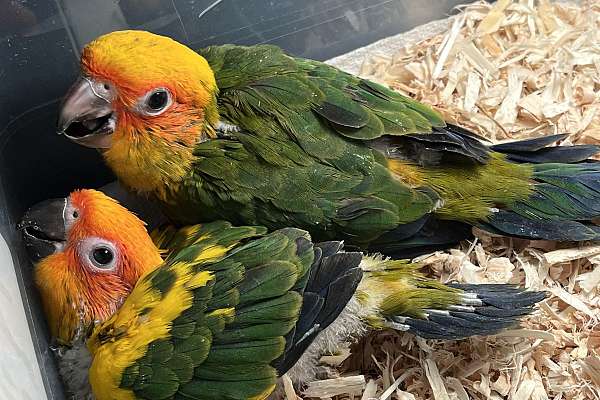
[0,234,46,399]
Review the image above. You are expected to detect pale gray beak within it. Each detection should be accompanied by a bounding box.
[57,77,115,149]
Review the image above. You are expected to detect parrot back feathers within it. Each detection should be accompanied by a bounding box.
[201,43,600,251]
[200,43,446,144]
[184,44,600,256]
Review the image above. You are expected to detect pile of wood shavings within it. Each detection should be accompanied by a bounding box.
[292,1,600,399]
[359,0,600,144]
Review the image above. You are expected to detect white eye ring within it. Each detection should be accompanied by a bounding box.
[78,237,118,272]
[138,88,172,116]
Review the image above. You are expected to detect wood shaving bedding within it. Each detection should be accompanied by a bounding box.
[296,1,600,399]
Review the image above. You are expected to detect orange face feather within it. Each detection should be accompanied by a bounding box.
[33,189,162,343]
[79,31,220,198]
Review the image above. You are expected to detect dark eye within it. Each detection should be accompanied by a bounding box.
[91,246,114,267]
[147,90,169,111]
[81,238,118,272]
[72,211,79,218]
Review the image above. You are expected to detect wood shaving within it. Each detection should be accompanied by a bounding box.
[283,374,300,400]
[306,1,600,400]
[303,376,366,398]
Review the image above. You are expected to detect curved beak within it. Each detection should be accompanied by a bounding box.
[18,198,68,262]
[57,77,115,149]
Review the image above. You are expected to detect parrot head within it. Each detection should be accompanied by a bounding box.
[57,31,219,196]
[19,189,162,344]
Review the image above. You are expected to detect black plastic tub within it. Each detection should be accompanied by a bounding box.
[0,1,464,398]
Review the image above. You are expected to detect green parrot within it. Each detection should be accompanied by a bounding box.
[56,30,600,257]
[19,189,545,399]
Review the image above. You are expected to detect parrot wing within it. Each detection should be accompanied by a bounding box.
[185,136,438,243]
[199,45,507,168]
[200,44,598,167]
[86,224,361,400]
[198,44,447,161]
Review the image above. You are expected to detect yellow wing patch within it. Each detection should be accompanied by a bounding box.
[207,307,235,321]
[151,225,234,265]
[151,224,211,259]
[186,269,214,289]
[194,244,231,263]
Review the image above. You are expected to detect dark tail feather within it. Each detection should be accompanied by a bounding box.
[388,126,600,166]
[481,210,600,241]
[367,216,473,259]
[275,242,363,374]
[393,284,547,340]
[491,134,569,152]
[490,134,600,164]
[376,123,491,166]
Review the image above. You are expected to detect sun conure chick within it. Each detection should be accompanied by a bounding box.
[19,189,545,399]
[56,30,600,258]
